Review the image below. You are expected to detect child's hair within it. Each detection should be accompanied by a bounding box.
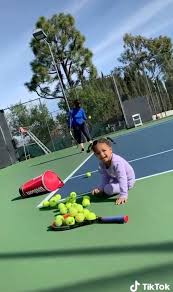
[87,137,115,153]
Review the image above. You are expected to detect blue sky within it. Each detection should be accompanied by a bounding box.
[1,0,173,111]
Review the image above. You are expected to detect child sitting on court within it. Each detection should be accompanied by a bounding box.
[90,138,135,205]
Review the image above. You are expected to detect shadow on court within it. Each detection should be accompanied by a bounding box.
[30,152,81,167]
[11,195,23,201]
[1,241,173,260]
[30,261,173,292]
[11,192,47,202]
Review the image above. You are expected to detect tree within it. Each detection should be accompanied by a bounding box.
[118,34,173,79]
[115,34,173,111]
[6,101,56,145]
[25,13,97,108]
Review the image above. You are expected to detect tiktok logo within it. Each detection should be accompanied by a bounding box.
[130,280,141,292]
[130,281,170,291]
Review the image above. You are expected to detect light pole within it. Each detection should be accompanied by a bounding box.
[32,28,71,112]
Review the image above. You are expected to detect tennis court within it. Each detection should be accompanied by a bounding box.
[1,118,173,292]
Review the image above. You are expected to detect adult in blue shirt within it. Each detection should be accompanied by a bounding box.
[68,99,92,151]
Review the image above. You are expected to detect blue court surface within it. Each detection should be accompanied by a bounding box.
[38,119,173,205]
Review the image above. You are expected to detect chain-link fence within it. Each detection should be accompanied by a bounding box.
[3,64,173,160]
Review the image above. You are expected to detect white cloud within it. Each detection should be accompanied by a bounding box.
[93,0,173,54]
[64,0,90,15]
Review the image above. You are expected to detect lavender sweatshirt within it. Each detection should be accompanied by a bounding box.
[98,153,135,198]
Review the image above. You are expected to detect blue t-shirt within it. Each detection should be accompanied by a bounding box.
[68,107,87,127]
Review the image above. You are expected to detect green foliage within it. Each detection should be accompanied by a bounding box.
[119,34,173,80]
[114,34,173,111]
[58,76,122,124]
[25,13,97,101]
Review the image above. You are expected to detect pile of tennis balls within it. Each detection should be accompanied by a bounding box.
[52,192,97,227]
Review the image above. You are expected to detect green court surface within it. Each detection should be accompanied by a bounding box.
[0,133,173,291]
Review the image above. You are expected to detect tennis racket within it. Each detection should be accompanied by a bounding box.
[50,215,128,231]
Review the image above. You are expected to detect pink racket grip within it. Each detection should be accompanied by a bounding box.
[98,215,128,224]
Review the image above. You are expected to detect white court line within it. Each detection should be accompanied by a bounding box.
[70,147,173,180]
[129,148,173,163]
[36,153,93,208]
[114,118,173,139]
[71,170,98,179]
[136,168,173,181]
[69,166,173,184]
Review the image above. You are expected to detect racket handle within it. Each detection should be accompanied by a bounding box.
[98,215,128,224]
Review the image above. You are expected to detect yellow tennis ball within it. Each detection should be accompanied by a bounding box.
[54,215,63,226]
[69,207,78,217]
[88,115,91,119]
[88,212,97,220]
[65,216,75,225]
[70,192,77,198]
[83,209,90,218]
[71,203,78,207]
[86,172,91,177]
[59,207,68,215]
[42,201,50,207]
[55,215,63,220]
[66,202,72,209]
[82,198,90,207]
[55,194,61,201]
[83,195,90,200]
[49,198,57,207]
[58,203,65,210]
[75,213,85,223]
[69,198,76,204]
[55,219,63,226]
[76,204,83,212]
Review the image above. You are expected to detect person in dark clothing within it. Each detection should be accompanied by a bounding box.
[68,100,92,151]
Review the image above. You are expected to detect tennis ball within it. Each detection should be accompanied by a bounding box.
[65,216,75,225]
[69,207,78,217]
[85,212,91,220]
[70,192,77,198]
[82,198,90,207]
[71,203,78,207]
[58,203,65,210]
[75,212,85,223]
[70,198,76,204]
[86,172,91,177]
[88,115,92,119]
[55,215,63,220]
[83,195,90,200]
[55,215,63,226]
[55,194,61,201]
[59,207,68,215]
[76,204,83,212]
[42,200,50,207]
[49,198,57,207]
[88,212,97,220]
[54,218,63,226]
[83,209,90,218]
[66,202,72,209]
